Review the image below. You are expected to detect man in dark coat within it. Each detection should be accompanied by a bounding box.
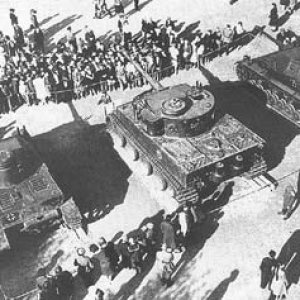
[161,215,176,250]
[30,9,39,29]
[53,266,73,300]
[269,3,279,32]
[260,250,278,289]
[13,24,25,50]
[33,27,44,53]
[134,0,139,11]
[9,9,18,26]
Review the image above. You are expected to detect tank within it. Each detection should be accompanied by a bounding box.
[0,128,82,251]
[236,46,300,128]
[107,49,267,204]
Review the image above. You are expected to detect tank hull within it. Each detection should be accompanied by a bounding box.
[0,129,82,251]
[108,102,267,204]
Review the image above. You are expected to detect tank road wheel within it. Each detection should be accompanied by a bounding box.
[265,90,273,105]
[278,99,286,111]
[256,83,263,91]
[248,79,256,86]
[128,146,139,161]
[272,93,279,107]
[111,133,126,148]
[284,103,295,120]
[140,161,153,176]
[165,186,176,198]
[152,175,168,191]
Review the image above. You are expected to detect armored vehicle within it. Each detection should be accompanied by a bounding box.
[108,50,267,204]
[0,128,82,251]
[236,47,300,128]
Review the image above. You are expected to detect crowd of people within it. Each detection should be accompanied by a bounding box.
[36,200,207,299]
[0,3,252,115]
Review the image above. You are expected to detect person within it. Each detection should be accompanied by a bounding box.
[95,288,105,300]
[278,184,298,219]
[90,242,114,281]
[260,250,278,289]
[160,214,176,250]
[127,237,143,273]
[222,24,234,54]
[30,9,39,30]
[280,0,291,12]
[74,247,94,287]
[134,0,139,11]
[117,234,131,269]
[66,27,77,53]
[33,27,44,53]
[13,24,25,51]
[114,0,124,15]
[9,9,18,26]
[98,237,119,273]
[277,28,287,44]
[53,265,73,300]
[269,3,279,32]
[270,264,288,300]
[158,245,175,287]
[177,204,193,239]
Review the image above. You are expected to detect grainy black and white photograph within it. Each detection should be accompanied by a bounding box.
[0,0,299,299]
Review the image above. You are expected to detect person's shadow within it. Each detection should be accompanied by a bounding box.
[277,230,300,288]
[204,269,239,300]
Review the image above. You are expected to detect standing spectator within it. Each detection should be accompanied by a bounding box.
[114,0,124,16]
[13,24,25,51]
[9,9,18,26]
[235,21,246,41]
[169,43,179,74]
[33,27,44,53]
[89,242,114,281]
[280,0,291,12]
[98,237,119,273]
[66,27,78,53]
[127,237,143,274]
[270,264,288,300]
[134,0,139,11]
[182,39,192,70]
[160,214,176,250]
[158,245,175,287]
[84,26,96,55]
[177,203,194,239]
[74,248,94,287]
[53,265,73,300]
[30,9,39,30]
[260,250,278,289]
[222,24,234,54]
[269,3,279,32]
[117,234,131,269]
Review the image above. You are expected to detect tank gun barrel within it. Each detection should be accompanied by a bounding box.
[121,48,165,91]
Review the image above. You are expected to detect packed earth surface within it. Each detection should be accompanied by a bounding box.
[0,0,300,299]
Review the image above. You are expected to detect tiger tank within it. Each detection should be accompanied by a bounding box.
[236,47,300,128]
[107,50,267,204]
[0,128,82,251]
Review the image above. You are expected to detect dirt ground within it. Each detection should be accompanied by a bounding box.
[0,0,300,299]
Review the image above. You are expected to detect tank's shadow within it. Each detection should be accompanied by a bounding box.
[33,121,132,225]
